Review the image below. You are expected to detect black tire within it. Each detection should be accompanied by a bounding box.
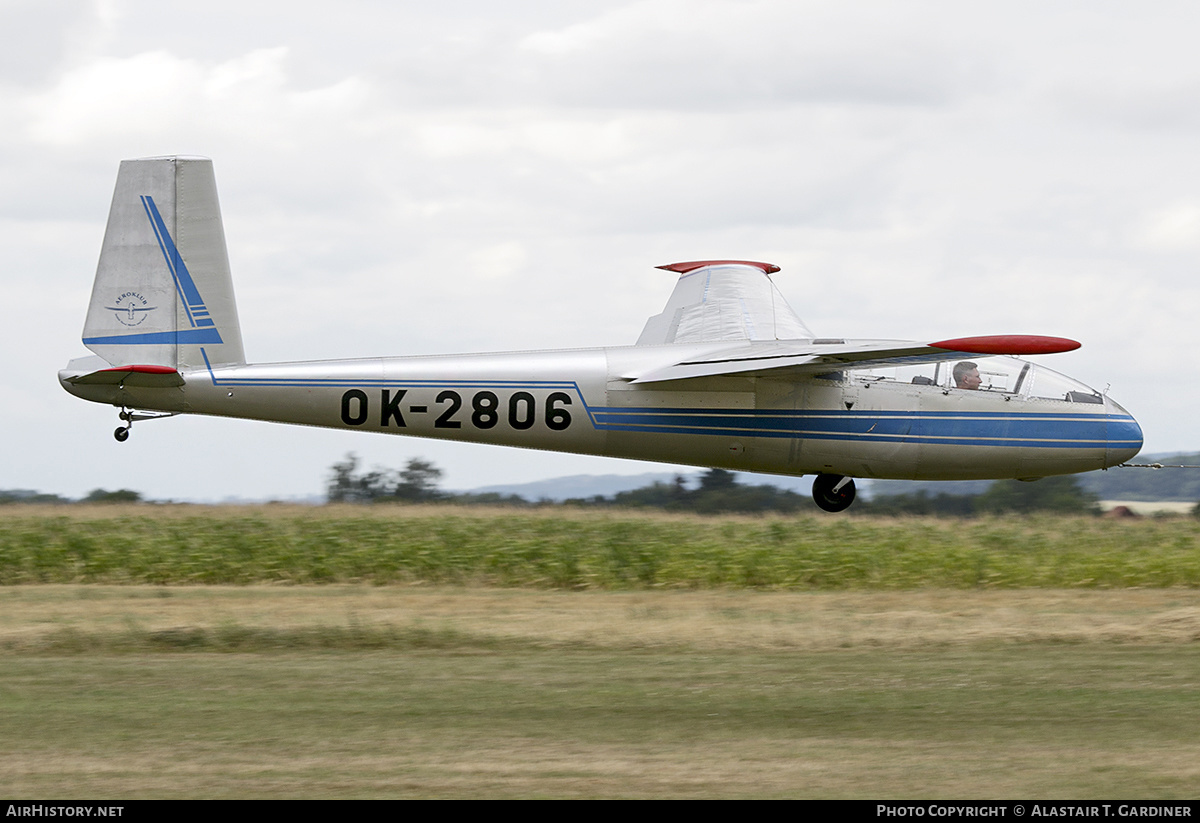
[114,427,130,442]
[812,473,856,512]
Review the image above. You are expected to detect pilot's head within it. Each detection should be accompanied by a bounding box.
[953,361,981,390]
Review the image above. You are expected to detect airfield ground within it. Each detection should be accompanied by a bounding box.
[1,507,1198,798]
[1,586,1198,798]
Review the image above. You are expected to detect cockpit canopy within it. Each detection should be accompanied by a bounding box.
[853,355,1104,404]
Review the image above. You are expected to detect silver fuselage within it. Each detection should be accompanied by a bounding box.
[60,341,1143,481]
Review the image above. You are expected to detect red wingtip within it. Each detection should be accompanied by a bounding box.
[656,260,781,274]
[930,335,1081,355]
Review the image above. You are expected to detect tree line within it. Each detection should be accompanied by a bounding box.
[325,453,1105,516]
[0,489,142,505]
[0,456,1126,515]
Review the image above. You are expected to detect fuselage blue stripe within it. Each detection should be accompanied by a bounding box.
[598,406,1114,420]
[591,408,1133,448]
[595,423,1117,448]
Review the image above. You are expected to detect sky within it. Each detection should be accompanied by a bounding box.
[4,0,1199,501]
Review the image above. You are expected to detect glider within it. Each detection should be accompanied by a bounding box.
[60,157,1142,511]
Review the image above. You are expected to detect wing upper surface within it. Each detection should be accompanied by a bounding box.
[626,335,1080,384]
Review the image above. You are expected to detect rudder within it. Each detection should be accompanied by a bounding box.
[82,156,245,370]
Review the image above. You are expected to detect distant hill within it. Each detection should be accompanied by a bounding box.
[868,453,1200,503]
[1077,453,1200,502]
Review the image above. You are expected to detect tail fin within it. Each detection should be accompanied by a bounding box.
[82,156,245,370]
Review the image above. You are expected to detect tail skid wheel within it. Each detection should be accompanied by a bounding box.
[111,407,177,442]
[812,473,856,512]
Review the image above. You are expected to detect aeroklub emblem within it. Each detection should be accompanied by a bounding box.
[107,291,157,326]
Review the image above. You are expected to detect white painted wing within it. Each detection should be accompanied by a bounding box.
[627,335,1082,384]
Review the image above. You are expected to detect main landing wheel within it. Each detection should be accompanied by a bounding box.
[114,426,130,442]
[812,473,856,512]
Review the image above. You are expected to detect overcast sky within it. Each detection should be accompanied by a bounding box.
[5,0,1199,500]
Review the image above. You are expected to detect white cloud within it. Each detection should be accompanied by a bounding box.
[25,46,372,151]
[1135,203,1200,251]
[469,241,529,280]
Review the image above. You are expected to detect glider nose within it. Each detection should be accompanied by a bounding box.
[1104,397,1143,467]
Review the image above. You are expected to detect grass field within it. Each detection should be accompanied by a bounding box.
[2,586,1199,798]
[2,504,1199,588]
[1,506,1198,797]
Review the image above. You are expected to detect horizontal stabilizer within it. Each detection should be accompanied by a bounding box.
[63,364,184,388]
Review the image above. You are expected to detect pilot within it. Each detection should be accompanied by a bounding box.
[953,361,982,390]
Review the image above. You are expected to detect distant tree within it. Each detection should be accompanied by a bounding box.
[326,453,446,503]
[0,489,71,505]
[691,482,810,514]
[860,476,1103,517]
[611,482,683,509]
[82,489,142,503]
[326,453,359,502]
[859,489,976,517]
[699,469,738,493]
[974,475,1099,515]
[393,458,444,501]
[455,491,533,507]
[326,453,394,503]
[357,467,395,500]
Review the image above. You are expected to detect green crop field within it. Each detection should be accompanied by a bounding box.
[1,506,1199,798]
[1,504,1199,588]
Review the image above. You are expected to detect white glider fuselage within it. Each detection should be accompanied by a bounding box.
[61,339,1140,484]
[59,157,1142,509]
